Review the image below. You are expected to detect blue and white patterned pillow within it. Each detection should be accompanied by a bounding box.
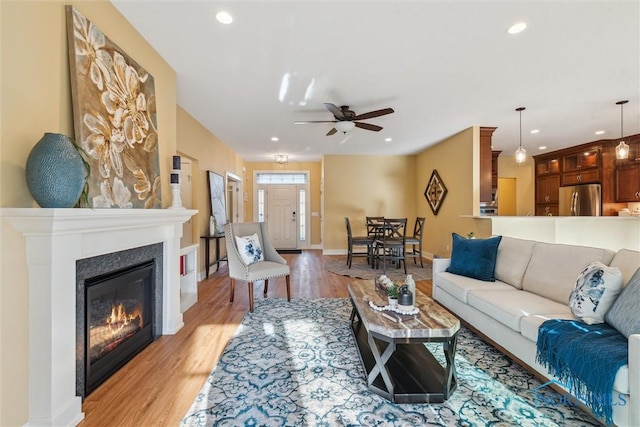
[569,261,623,325]
[235,233,264,265]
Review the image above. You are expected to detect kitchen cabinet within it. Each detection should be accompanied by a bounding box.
[536,158,560,175]
[562,149,599,172]
[562,168,600,186]
[479,127,497,203]
[536,205,559,216]
[536,174,560,205]
[615,163,640,201]
[535,155,561,215]
[491,151,502,189]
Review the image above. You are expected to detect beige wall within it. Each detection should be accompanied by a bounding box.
[415,128,492,258]
[323,155,417,251]
[243,161,322,246]
[176,107,245,268]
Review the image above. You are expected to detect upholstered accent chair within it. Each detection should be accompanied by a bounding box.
[345,217,373,268]
[225,222,291,312]
[405,217,425,267]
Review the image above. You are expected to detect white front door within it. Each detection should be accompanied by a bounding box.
[267,185,297,249]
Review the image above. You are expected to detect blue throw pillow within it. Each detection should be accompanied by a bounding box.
[446,233,502,281]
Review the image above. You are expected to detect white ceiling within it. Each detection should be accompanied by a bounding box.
[112,0,640,162]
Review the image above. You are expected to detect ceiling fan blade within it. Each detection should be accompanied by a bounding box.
[352,108,394,121]
[324,103,345,120]
[326,128,338,136]
[294,120,338,124]
[355,122,383,132]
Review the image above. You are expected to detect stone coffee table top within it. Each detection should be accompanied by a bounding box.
[348,279,459,339]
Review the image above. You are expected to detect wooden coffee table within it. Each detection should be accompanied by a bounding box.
[348,279,460,403]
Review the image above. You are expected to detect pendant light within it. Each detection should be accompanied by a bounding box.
[515,107,527,164]
[615,100,629,160]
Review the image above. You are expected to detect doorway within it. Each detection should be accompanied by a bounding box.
[254,172,309,250]
[225,171,243,224]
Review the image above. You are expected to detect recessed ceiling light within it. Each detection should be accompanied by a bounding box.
[507,22,527,34]
[530,129,540,134]
[216,11,233,24]
[385,138,392,142]
[271,137,279,142]
[595,130,605,135]
[538,146,547,150]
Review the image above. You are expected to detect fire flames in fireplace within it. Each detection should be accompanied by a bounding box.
[89,301,143,363]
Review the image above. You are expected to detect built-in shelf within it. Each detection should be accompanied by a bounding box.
[180,243,199,313]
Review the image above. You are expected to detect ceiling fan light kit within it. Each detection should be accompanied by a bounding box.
[515,107,527,164]
[615,100,629,160]
[335,121,356,134]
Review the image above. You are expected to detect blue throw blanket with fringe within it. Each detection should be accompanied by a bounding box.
[536,319,628,426]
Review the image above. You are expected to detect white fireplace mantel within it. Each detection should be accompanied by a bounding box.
[1,208,197,427]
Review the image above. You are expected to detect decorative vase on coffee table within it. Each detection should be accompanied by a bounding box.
[25,132,86,208]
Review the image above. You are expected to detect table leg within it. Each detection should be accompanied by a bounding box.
[442,333,458,399]
[215,237,221,272]
[367,333,396,399]
[205,238,211,278]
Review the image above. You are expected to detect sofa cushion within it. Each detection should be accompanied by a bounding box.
[467,289,570,332]
[520,313,576,343]
[568,262,624,324]
[435,272,514,303]
[522,242,616,304]
[605,267,640,338]
[494,236,536,289]
[446,233,502,281]
[608,249,640,286]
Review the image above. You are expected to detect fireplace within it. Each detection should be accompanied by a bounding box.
[1,208,196,426]
[76,242,164,398]
[84,261,154,395]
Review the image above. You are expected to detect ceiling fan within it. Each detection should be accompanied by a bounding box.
[295,103,394,135]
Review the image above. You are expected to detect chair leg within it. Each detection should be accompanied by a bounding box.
[229,278,235,303]
[248,282,255,312]
[286,275,291,302]
[264,279,269,297]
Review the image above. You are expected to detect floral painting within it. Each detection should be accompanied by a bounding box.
[66,6,161,208]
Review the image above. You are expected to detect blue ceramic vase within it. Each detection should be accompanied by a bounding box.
[26,133,86,208]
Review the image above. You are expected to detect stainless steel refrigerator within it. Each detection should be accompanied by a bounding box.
[558,183,601,216]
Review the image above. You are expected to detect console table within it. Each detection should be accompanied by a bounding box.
[201,234,227,278]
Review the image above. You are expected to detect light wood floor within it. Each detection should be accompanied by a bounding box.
[79,250,432,426]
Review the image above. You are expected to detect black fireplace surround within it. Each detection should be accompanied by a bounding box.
[76,243,163,398]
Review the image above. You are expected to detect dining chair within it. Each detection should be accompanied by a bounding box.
[345,217,373,268]
[366,216,385,237]
[224,222,291,312]
[405,217,425,268]
[372,217,407,274]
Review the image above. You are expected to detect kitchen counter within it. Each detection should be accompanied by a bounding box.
[489,216,640,252]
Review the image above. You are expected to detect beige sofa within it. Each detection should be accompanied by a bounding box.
[433,236,640,427]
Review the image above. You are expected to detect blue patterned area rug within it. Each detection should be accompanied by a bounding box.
[181,298,599,426]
